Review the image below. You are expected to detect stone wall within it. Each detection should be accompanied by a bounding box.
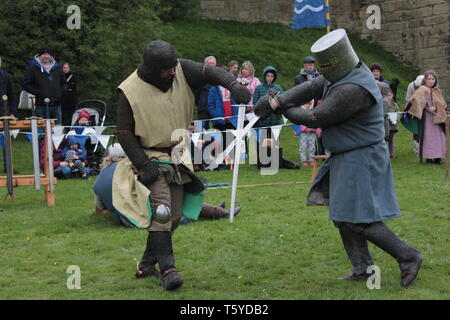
[199,0,450,102]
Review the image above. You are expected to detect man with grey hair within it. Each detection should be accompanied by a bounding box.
[195,56,217,130]
[23,45,63,124]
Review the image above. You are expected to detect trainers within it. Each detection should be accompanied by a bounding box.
[302,161,309,167]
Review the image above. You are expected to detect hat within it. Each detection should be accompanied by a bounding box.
[78,110,90,120]
[37,45,52,56]
[108,143,125,158]
[414,75,424,87]
[303,56,316,63]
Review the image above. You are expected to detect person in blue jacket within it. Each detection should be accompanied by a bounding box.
[208,77,239,152]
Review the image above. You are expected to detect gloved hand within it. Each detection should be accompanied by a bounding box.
[267,88,279,98]
[254,95,274,119]
[230,82,251,104]
[138,160,160,187]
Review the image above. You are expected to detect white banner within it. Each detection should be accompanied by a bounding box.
[52,135,66,150]
[271,125,283,141]
[388,112,398,125]
[94,126,106,136]
[82,127,98,144]
[282,115,289,124]
[97,135,111,149]
[53,125,65,136]
[10,129,20,139]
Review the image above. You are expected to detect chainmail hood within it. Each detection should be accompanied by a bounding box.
[137,40,178,92]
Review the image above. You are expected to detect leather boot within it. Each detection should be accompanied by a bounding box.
[362,222,423,287]
[135,232,161,279]
[336,222,373,281]
[199,202,241,219]
[148,231,183,290]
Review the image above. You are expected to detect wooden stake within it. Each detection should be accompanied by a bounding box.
[325,0,331,34]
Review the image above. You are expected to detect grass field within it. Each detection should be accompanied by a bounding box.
[0,19,448,300]
[0,124,448,300]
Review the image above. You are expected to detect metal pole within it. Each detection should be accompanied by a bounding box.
[44,98,54,193]
[30,95,41,190]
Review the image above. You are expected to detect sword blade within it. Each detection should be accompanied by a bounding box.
[31,119,41,190]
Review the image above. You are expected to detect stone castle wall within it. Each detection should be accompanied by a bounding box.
[199,0,450,102]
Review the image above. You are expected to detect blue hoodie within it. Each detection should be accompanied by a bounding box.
[253,66,284,128]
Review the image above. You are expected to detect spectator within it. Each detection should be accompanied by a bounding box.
[63,136,89,179]
[405,75,424,102]
[194,56,216,130]
[404,70,447,164]
[370,63,389,84]
[294,56,320,86]
[61,135,90,177]
[61,62,77,126]
[293,56,325,156]
[23,45,63,124]
[383,89,401,159]
[39,137,71,179]
[0,55,18,173]
[228,60,239,77]
[253,66,298,170]
[237,60,261,109]
[75,110,91,126]
[389,78,400,102]
[208,78,239,152]
[404,75,424,155]
[298,100,322,166]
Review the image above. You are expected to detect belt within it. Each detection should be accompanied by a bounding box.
[144,146,175,156]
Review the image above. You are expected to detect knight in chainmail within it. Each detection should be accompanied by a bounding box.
[255,29,423,287]
[115,40,250,291]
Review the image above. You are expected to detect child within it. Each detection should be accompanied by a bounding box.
[383,89,400,158]
[63,136,89,179]
[76,110,90,126]
[299,100,321,166]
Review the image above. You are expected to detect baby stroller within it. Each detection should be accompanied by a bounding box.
[68,99,108,175]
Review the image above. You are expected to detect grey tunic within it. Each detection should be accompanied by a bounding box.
[307,64,402,223]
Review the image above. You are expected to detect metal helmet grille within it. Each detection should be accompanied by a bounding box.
[311,29,359,83]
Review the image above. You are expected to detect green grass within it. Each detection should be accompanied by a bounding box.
[0,19,448,300]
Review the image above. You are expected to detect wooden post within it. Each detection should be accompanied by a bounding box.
[325,0,331,34]
[44,122,55,206]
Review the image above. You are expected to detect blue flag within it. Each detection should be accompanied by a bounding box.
[292,0,329,30]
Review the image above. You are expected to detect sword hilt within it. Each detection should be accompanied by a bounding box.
[2,95,8,117]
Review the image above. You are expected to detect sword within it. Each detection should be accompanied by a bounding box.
[27,95,41,190]
[2,95,14,199]
[44,98,54,193]
[205,105,260,222]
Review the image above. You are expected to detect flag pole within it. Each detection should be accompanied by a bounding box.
[325,0,330,34]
